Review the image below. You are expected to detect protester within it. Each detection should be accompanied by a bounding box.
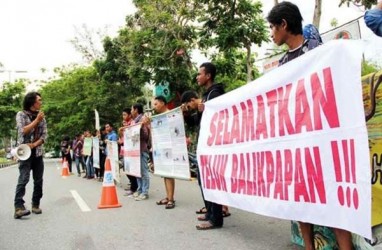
[73,133,86,177]
[181,62,225,230]
[152,96,176,209]
[14,92,47,218]
[130,103,151,201]
[83,130,94,179]
[364,0,382,37]
[118,108,138,196]
[96,126,107,182]
[104,123,118,178]
[60,135,72,173]
[267,2,353,249]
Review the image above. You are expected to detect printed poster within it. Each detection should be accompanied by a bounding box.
[107,141,120,183]
[151,107,190,180]
[123,123,142,177]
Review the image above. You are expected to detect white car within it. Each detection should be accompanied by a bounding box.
[44,151,55,158]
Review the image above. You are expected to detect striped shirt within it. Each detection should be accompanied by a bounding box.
[16,111,47,157]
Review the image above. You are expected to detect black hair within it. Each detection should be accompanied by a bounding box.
[267,1,303,35]
[123,107,131,115]
[181,90,199,103]
[23,92,41,111]
[105,122,113,128]
[100,126,106,131]
[63,135,70,141]
[200,62,216,81]
[132,103,144,114]
[154,95,167,105]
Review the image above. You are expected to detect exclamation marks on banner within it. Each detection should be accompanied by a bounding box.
[330,139,359,209]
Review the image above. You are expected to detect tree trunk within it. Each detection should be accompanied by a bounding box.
[313,0,322,29]
[246,44,252,83]
[274,0,279,5]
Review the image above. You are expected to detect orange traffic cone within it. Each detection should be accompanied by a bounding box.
[61,159,70,177]
[98,158,122,209]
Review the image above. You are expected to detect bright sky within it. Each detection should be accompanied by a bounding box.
[0,0,381,84]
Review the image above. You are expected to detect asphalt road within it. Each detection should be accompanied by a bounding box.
[0,159,300,250]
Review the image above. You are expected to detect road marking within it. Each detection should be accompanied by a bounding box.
[70,190,91,212]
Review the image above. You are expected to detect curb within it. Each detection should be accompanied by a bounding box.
[0,162,18,169]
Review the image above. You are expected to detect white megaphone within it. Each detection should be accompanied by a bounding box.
[11,144,31,161]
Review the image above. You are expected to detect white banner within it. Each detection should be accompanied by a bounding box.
[197,40,371,239]
[107,141,120,182]
[95,109,100,130]
[151,107,190,180]
[321,19,361,43]
[92,137,100,169]
[123,123,142,177]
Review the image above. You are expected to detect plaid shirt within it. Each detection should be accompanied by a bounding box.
[16,111,48,157]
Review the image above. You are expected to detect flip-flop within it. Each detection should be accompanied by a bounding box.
[222,211,231,217]
[165,200,175,209]
[197,215,208,221]
[196,222,222,230]
[156,198,169,205]
[195,207,207,214]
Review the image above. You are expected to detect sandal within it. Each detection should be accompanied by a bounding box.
[156,198,169,205]
[165,200,175,209]
[195,207,207,214]
[197,215,208,221]
[196,221,222,230]
[222,211,231,217]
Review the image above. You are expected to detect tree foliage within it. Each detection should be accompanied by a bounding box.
[212,49,260,91]
[362,60,382,76]
[115,0,201,96]
[70,24,107,64]
[40,66,132,149]
[0,81,25,140]
[197,0,269,82]
[339,0,377,9]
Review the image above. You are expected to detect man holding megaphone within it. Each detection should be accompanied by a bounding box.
[13,92,47,219]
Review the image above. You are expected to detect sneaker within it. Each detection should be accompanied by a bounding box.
[32,206,42,214]
[133,192,140,198]
[14,207,31,219]
[123,190,134,196]
[135,194,148,201]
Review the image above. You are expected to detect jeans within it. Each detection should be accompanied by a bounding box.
[127,175,138,192]
[14,150,44,208]
[136,152,150,195]
[74,155,86,175]
[86,156,94,177]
